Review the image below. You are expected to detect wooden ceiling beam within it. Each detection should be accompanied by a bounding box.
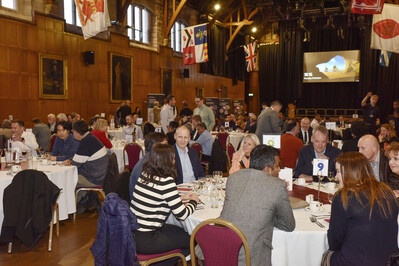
[163,0,187,38]
[116,0,132,23]
[225,7,259,51]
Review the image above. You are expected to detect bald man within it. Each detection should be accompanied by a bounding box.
[358,134,391,182]
[173,126,205,184]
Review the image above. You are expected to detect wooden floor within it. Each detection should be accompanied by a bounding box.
[0,211,191,266]
[0,212,98,266]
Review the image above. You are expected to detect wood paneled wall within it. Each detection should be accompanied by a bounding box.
[0,13,245,127]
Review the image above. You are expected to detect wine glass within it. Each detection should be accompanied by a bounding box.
[328,193,334,204]
[327,171,335,183]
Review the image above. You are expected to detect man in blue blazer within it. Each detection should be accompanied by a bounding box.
[174,126,205,184]
[295,126,342,182]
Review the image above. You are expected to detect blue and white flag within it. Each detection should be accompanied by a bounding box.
[379,50,392,67]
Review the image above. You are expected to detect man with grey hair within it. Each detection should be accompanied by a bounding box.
[358,134,391,182]
[47,113,57,134]
[255,100,282,143]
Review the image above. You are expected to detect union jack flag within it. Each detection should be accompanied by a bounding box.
[244,41,257,72]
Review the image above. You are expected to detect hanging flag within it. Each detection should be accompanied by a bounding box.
[74,0,111,40]
[370,4,399,53]
[182,23,208,65]
[379,50,392,67]
[350,0,385,14]
[243,41,257,72]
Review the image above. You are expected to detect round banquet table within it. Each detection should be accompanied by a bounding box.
[0,164,78,228]
[167,184,331,266]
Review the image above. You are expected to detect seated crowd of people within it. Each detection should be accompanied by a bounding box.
[1,93,399,265]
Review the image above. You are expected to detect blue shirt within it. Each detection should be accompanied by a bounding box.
[176,146,196,183]
[51,133,79,161]
[195,130,213,156]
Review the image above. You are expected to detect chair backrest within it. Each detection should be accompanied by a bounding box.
[123,143,143,172]
[216,132,229,152]
[190,142,203,161]
[190,218,251,266]
[103,153,120,195]
[226,143,235,170]
[49,134,57,152]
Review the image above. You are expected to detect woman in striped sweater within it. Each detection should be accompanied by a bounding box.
[131,143,199,256]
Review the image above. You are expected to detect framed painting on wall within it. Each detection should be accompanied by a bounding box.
[39,54,68,99]
[110,53,133,103]
[196,87,204,97]
[161,68,173,96]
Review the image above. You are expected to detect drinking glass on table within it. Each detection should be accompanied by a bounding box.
[328,171,336,183]
[212,171,223,184]
[328,193,334,204]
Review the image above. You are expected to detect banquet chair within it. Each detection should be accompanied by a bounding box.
[49,134,57,152]
[216,132,229,152]
[226,143,235,171]
[137,250,188,266]
[190,142,209,175]
[0,170,61,253]
[190,218,251,266]
[123,142,144,172]
[73,153,119,221]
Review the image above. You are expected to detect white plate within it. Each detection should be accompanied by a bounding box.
[294,181,309,186]
[305,206,325,213]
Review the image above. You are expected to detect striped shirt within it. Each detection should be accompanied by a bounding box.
[131,173,197,232]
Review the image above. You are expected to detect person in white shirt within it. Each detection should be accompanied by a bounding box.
[160,95,177,133]
[11,119,39,156]
[310,114,322,130]
[122,115,143,140]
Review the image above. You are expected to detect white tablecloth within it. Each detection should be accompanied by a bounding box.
[111,140,145,173]
[168,185,330,266]
[0,165,78,228]
[211,132,247,151]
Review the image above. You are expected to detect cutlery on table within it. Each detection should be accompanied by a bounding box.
[309,216,325,228]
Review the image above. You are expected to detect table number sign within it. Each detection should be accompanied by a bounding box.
[312,159,329,176]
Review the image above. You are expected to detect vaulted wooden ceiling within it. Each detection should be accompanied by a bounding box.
[116,0,399,52]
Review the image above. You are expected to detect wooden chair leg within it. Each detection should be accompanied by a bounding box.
[7,242,12,254]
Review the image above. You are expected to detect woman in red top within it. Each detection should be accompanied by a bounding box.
[91,118,113,149]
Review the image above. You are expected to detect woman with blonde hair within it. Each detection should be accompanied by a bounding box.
[91,118,112,149]
[229,133,260,174]
[323,152,398,265]
[378,123,399,150]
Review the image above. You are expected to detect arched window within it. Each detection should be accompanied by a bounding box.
[1,0,16,9]
[127,4,152,44]
[171,21,187,52]
[64,0,81,26]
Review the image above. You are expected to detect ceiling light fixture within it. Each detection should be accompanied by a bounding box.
[214,3,221,11]
[251,27,257,33]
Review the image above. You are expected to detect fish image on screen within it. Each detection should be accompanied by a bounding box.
[303,50,360,83]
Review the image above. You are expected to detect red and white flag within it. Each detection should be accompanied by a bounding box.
[244,41,257,72]
[370,4,399,53]
[351,0,385,14]
[182,23,208,65]
[74,0,111,40]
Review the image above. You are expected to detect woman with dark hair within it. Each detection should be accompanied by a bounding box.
[50,121,79,164]
[323,152,398,265]
[385,142,399,197]
[131,143,199,256]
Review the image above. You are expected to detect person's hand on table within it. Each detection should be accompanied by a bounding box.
[181,192,199,203]
[50,156,57,161]
[62,159,72,166]
[299,174,313,182]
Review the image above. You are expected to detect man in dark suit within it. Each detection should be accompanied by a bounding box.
[295,126,342,182]
[174,126,205,184]
[297,117,312,145]
[358,134,392,184]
